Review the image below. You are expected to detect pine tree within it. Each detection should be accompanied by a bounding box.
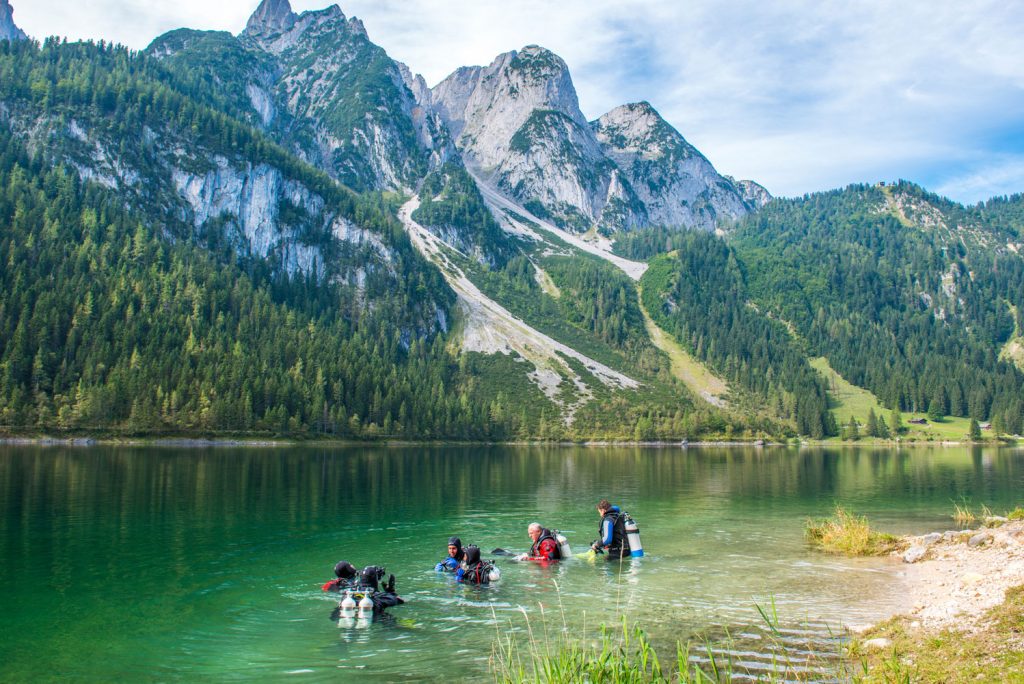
[877,413,891,439]
[890,408,904,435]
[969,417,982,441]
[847,416,860,441]
[866,408,879,438]
[927,398,944,422]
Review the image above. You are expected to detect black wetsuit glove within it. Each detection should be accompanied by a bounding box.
[386,574,396,593]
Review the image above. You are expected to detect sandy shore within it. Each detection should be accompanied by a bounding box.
[861,520,1024,634]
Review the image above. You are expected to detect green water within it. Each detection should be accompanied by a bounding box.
[1,445,1022,681]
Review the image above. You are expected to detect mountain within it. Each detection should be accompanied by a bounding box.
[431,46,765,234]
[0,0,26,42]
[594,102,767,231]
[0,0,1021,441]
[151,0,452,193]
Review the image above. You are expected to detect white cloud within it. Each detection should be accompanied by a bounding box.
[12,0,1024,203]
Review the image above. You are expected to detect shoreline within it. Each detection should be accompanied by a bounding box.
[0,434,1019,448]
[844,519,1024,679]
[865,519,1024,633]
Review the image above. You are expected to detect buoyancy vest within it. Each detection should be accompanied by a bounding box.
[460,560,494,584]
[599,508,627,556]
[530,528,563,560]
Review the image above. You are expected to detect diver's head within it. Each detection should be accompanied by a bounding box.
[334,560,357,580]
[447,536,462,558]
[464,544,481,565]
[528,522,542,543]
[359,565,383,590]
[597,499,612,515]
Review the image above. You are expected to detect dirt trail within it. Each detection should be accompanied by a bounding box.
[399,198,639,425]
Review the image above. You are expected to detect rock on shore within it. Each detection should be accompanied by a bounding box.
[891,520,1024,631]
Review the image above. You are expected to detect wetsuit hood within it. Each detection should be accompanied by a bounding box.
[464,545,481,565]
[448,536,463,554]
[334,560,357,579]
[359,565,384,591]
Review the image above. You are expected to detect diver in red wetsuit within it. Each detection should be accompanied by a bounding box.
[516,522,563,561]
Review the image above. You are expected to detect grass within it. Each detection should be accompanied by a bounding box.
[491,606,830,683]
[810,357,888,429]
[953,501,977,526]
[1000,303,1024,373]
[805,505,903,556]
[848,585,1024,682]
[810,357,984,442]
[637,285,729,408]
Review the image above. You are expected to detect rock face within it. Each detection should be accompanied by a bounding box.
[243,0,296,39]
[0,0,27,42]
[154,0,452,193]
[594,102,763,231]
[152,3,771,237]
[431,47,768,234]
[431,46,645,233]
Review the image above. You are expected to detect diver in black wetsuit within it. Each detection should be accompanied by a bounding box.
[591,499,628,560]
[454,545,497,584]
[353,565,405,613]
[321,560,358,592]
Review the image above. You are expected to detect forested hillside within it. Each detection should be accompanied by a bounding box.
[730,182,1024,433]
[0,39,515,438]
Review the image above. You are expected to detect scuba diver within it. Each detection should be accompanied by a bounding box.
[321,560,358,592]
[515,522,564,561]
[591,499,643,559]
[334,565,405,620]
[435,536,467,572]
[455,545,499,584]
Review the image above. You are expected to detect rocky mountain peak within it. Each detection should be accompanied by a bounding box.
[431,44,586,156]
[243,0,296,37]
[0,0,27,41]
[595,101,698,162]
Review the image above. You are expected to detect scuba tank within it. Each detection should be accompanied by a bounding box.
[554,531,572,559]
[357,594,374,617]
[340,591,356,616]
[623,513,644,557]
[487,565,501,582]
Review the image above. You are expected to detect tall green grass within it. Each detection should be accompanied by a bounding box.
[490,596,832,682]
[805,505,903,556]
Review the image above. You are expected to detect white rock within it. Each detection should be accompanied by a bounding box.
[862,638,892,651]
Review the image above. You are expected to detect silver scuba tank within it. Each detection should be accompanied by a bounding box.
[340,591,356,616]
[487,565,501,582]
[624,514,644,557]
[357,595,374,617]
[554,531,572,559]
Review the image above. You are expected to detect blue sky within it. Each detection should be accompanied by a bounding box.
[15,0,1024,203]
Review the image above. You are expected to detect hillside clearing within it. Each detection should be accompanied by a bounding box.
[639,289,728,408]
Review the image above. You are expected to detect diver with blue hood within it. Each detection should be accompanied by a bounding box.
[590,499,643,560]
[435,536,467,572]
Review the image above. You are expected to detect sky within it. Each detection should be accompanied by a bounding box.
[13,0,1024,204]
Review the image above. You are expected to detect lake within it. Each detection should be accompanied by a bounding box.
[1,444,1022,681]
